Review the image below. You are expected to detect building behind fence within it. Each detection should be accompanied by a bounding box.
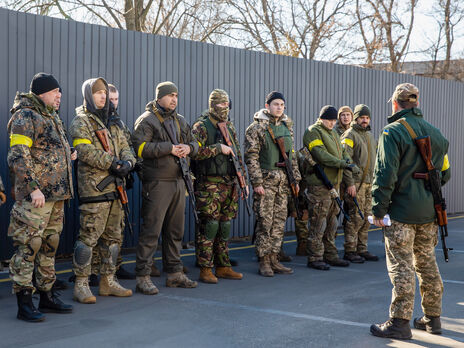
[0,8,462,260]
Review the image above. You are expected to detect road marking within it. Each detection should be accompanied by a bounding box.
[161,294,371,328]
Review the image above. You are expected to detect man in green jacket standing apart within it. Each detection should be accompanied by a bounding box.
[341,104,378,263]
[303,105,359,270]
[370,83,450,339]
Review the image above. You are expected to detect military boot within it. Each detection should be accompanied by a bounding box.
[16,289,45,322]
[38,290,73,313]
[99,274,133,297]
[343,252,365,263]
[52,278,69,291]
[307,260,330,271]
[278,248,293,262]
[414,315,442,335]
[73,277,96,304]
[166,272,198,288]
[296,241,308,256]
[116,265,136,280]
[270,253,294,274]
[258,255,274,277]
[358,251,379,261]
[199,268,218,284]
[370,318,412,339]
[215,266,243,280]
[136,275,159,295]
[324,257,350,267]
[150,263,161,277]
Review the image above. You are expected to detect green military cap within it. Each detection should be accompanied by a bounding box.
[353,104,371,120]
[156,81,178,100]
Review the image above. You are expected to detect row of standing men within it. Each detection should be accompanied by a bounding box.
[2,74,451,342]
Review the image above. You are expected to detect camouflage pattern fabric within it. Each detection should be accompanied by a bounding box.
[343,182,372,253]
[9,200,64,293]
[73,200,124,277]
[306,185,340,262]
[384,220,443,320]
[253,170,290,257]
[8,92,73,201]
[195,180,238,267]
[91,230,124,275]
[0,175,4,192]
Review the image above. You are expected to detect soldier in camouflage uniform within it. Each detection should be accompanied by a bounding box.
[341,104,379,263]
[370,83,450,339]
[132,81,199,294]
[303,105,359,271]
[89,83,136,282]
[7,73,74,321]
[245,91,301,277]
[70,77,136,304]
[191,89,245,284]
[288,147,316,256]
[335,106,353,137]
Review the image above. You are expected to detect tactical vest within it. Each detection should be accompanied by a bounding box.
[195,117,235,177]
[259,122,293,170]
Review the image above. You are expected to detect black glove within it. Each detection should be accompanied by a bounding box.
[345,163,360,175]
[110,158,132,178]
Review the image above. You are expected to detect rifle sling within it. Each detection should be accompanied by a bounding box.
[398,118,418,140]
[153,109,183,143]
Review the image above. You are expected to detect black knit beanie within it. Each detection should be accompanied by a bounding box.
[30,73,61,95]
[319,105,338,120]
[265,91,285,105]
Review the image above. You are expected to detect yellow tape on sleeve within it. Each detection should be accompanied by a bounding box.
[138,142,146,158]
[10,134,33,147]
[341,138,354,148]
[308,139,324,151]
[442,154,450,171]
[72,138,92,147]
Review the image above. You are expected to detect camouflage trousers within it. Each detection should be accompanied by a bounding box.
[385,220,443,320]
[287,193,309,242]
[343,183,372,253]
[306,185,340,262]
[73,200,123,277]
[91,228,124,275]
[195,180,238,268]
[8,200,64,293]
[253,170,290,258]
[295,218,309,242]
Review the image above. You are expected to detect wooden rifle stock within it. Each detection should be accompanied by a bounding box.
[95,129,113,155]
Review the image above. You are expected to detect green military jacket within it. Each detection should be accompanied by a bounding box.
[70,106,136,200]
[192,111,246,183]
[132,101,199,181]
[372,108,451,224]
[244,109,301,188]
[303,120,351,186]
[7,93,73,201]
[341,123,377,186]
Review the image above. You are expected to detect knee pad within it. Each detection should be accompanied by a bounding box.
[73,240,92,267]
[108,243,119,267]
[219,221,231,241]
[24,237,42,262]
[44,234,60,257]
[204,220,219,240]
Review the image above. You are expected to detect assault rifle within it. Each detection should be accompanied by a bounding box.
[413,135,451,262]
[162,118,200,224]
[267,126,302,219]
[95,128,134,236]
[217,122,251,216]
[313,163,350,221]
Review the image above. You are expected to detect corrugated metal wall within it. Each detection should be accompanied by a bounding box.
[0,8,462,259]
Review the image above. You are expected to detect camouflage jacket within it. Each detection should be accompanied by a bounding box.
[244,109,301,188]
[7,93,73,201]
[0,175,4,192]
[341,123,377,186]
[70,105,136,199]
[132,101,199,181]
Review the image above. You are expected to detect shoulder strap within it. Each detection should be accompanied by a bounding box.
[266,125,277,144]
[153,109,183,143]
[398,118,418,140]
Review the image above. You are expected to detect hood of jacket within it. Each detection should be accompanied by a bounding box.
[253,108,291,125]
[82,77,109,121]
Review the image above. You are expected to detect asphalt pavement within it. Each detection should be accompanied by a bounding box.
[1,216,463,348]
